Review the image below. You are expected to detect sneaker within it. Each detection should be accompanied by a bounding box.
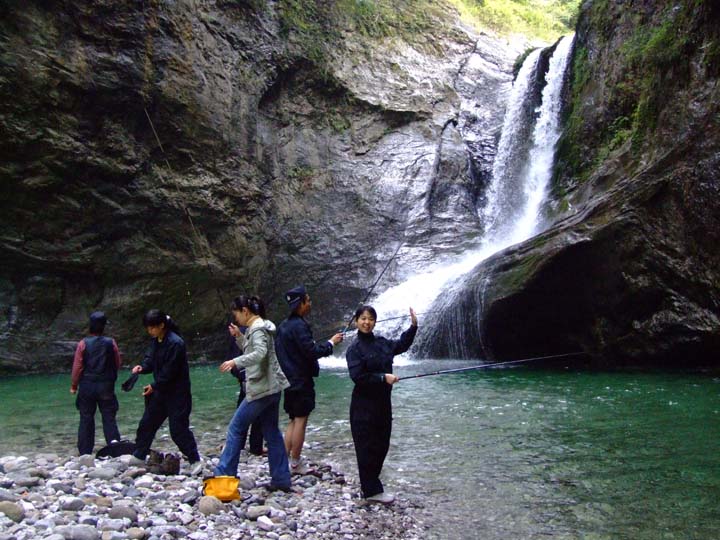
[128,455,146,467]
[366,492,394,504]
[189,460,204,476]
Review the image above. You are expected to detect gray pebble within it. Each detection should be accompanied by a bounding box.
[0,501,25,523]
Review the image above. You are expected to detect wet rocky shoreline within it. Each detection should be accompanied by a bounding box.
[0,451,430,540]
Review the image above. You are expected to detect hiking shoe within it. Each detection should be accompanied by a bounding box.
[366,492,394,504]
[189,460,204,476]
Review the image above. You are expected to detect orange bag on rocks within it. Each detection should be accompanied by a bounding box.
[203,476,240,502]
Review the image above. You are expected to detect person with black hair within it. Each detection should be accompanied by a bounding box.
[215,295,291,491]
[346,305,418,504]
[70,311,122,455]
[275,285,343,474]
[128,309,202,475]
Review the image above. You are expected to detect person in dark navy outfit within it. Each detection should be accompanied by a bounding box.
[128,309,202,475]
[70,311,122,455]
[346,305,418,504]
[275,285,343,473]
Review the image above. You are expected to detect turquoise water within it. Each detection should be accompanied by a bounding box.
[2,362,720,539]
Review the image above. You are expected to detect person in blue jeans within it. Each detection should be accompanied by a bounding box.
[228,333,264,456]
[215,295,291,491]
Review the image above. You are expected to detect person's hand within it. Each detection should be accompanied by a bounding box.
[220,360,235,373]
[228,323,240,337]
[132,365,143,374]
[70,388,77,394]
[330,332,344,345]
[142,384,154,397]
[384,374,399,385]
[409,307,418,327]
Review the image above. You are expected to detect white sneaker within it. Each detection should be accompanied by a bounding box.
[366,492,394,504]
[189,460,203,476]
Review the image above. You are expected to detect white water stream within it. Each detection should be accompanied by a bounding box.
[323,35,575,365]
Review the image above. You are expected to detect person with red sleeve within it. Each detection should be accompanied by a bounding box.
[70,311,122,456]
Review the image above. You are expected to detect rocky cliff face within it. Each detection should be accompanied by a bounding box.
[424,0,720,367]
[0,1,517,372]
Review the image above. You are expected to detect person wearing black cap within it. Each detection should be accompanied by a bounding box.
[70,311,122,455]
[275,285,343,474]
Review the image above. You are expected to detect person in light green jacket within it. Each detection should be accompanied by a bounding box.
[214,295,291,491]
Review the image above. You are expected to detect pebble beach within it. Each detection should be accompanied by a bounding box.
[0,451,429,540]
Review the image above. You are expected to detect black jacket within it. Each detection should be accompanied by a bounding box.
[139,331,191,395]
[275,314,333,389]
[346,325,418,403]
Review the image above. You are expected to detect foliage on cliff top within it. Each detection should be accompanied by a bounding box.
[276,0,579,70]
[555,0,718,190]
[448,0,579,43]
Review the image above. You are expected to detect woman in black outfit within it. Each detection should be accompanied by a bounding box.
[346,305,418,504]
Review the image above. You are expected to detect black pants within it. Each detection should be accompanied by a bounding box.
[237,388,264,454]
[350,396,392,498]
[76,381,121,455]
[133,390,199,462]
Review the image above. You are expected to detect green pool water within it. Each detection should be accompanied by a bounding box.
[2,361,719,539]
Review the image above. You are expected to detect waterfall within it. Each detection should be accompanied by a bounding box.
[326,35,575,362]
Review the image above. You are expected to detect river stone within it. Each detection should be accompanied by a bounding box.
[109,505,138,522]
[1,457,29,472]
[0,488,19,502]
[99,517,130,531]
[238,474,256,490]
[126,528,146,540]
[46,535,65,540]
[246,505,271,520]
[0,501,24,522]
[55,524,100,540]
[197,495,224,515]
[96,497,114,507]
[11,474,40,488]
[59,496,86,511]
[257,515,275,531]
[134,475,155,489]
[78,455,96,468]
[89,468,117,480]
[27,467,51,478]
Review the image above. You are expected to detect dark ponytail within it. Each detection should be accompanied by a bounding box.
[230,295,266,319]
[142,309,181,337]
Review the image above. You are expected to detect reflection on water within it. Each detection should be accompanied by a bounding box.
[2,362,720,539]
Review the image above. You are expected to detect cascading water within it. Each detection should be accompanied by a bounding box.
[335,35,575,359]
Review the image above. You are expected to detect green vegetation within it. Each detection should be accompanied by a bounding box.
[557,3,699,185]
[449,0,580,43]
[277,0,452,70]
[276,0,580,74]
